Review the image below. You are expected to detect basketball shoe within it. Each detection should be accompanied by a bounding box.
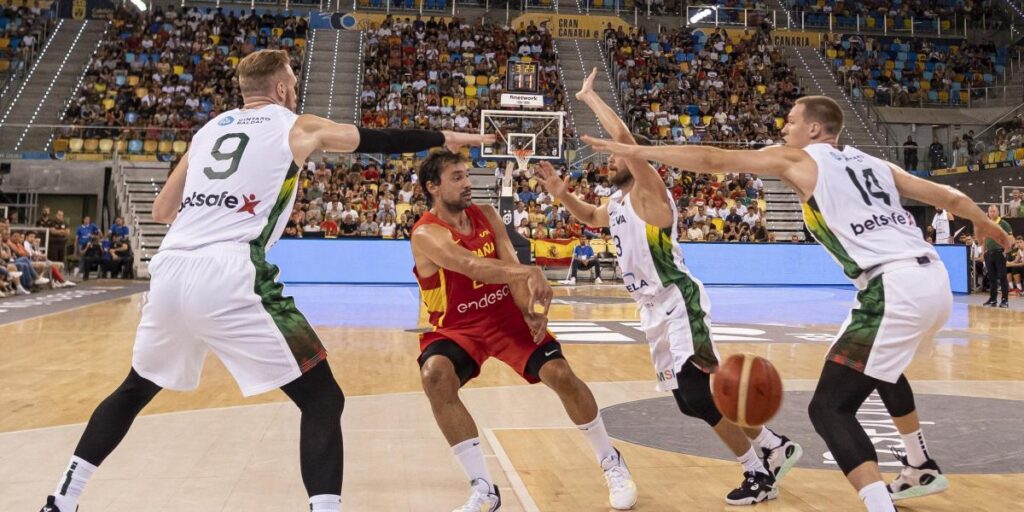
[725,471,778,505]
[452,478,501,512]
[601,449,638,510]
[39,496,76,512]
[760,430,804,485]
[887,449,949,501]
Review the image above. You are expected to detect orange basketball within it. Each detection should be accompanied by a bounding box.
[711,353,783,428]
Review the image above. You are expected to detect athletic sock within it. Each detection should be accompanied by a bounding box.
[737,446,769,476]
[754,426,784,451]
[577,414,618,463]
[452,437,492,487]
[858,481,896,512]
[53,455,97,512]
[901,429,930,467]
[309,494,341,512]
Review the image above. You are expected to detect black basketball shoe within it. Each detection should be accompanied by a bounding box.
[760,430,803,485]
[725,471,778,505]
[40,496,76,512]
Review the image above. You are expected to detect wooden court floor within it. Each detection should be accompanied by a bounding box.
[0,284,1022,511]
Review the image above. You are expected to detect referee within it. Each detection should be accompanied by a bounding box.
[983,205,1014,308]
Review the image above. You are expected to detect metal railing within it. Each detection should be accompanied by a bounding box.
[684,5,972,37]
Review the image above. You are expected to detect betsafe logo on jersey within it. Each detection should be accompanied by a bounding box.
[178,191,261,216]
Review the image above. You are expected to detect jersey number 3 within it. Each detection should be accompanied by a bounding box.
[204,133,250,180]
[845,166,891,207]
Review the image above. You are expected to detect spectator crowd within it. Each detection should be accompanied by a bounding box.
[55,6,307,158]
[606,25,800,148]
[0,2,51,75]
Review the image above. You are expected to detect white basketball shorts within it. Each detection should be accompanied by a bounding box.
[828,259,951,384]
[639,272,721,392]
[132,242,326,396]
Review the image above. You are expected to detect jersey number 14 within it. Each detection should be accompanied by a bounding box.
[845,166,891,207]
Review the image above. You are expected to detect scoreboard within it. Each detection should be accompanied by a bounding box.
[506,61,539,93]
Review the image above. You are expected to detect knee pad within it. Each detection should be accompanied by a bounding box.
[673,363,723,427]
[876,374,916,418]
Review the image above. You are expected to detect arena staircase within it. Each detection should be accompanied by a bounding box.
[300,29,362,123]
[112,162,168,278]
[762,177,806,241]
[0,19,107,153]
[783,46,887,159]
[470,167,499,204]
[555,39,622,142]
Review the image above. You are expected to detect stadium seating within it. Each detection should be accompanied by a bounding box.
[0,4,52,76]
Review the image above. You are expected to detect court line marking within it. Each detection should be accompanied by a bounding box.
[484,428,541,512]
[0,285,147,327]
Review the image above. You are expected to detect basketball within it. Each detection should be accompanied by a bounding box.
[712,353,783,428]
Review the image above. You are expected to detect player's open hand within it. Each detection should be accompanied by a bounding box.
[975,219,1014,252]
[582,135,637,157]
[535,161,569,198]
[576,67,599,102]
[443,131,496,152]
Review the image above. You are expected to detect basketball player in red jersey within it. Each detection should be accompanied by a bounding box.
[411,150,639,511]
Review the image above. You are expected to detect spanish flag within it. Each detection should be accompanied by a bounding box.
[534,238,579,267]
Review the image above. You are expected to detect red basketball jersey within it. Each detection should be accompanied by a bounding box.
[413,204,522,346]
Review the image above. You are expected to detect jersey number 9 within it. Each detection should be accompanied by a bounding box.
[204,133,250,180]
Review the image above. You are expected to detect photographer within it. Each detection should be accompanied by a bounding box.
[78,233,107,281]
[107,234,134,279]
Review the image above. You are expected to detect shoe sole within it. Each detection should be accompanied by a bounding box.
[725,487,779,506]
[610,492,638,510]
[891,474,949,501]
[774,443,804,486]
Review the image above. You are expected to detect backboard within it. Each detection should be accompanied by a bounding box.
[480,110,565,161]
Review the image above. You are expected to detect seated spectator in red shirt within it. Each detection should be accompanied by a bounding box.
[320,219,340,238]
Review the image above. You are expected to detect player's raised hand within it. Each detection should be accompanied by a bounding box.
[576,67,599,102]
[974,218,1014,252]
[534,161,569,198]
[582,135,637,157]
[443,131,496,152]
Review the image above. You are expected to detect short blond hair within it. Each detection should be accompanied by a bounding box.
[236,49,291,96]
[795,96,844,136]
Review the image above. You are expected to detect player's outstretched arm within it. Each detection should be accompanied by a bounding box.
[290,115,494,160]
[535,161,610,228]
[576,68,672,227]
[582,136,817,199]
[480,205,552,343]
[890,163,1013,251]
[152,151,190,224]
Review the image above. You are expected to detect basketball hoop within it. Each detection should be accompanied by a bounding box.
[512,148,534,172]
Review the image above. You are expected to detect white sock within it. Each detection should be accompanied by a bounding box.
[900,429,930,467]
[309,494,341,512]
[737,446,769,476]
[753,426,783,450]
[858,481,896,512]
[577,414,617,463]
[452,437,492,487]
[53,456,97,512]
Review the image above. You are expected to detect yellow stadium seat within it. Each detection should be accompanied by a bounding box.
[442,96,454,107]
[115,139,128,152]
[884,60,895,70]
[158,140,173,153]
[295,38,306,48]
[69,138,84,152]
[397,203,412,219]
[52,139,68,152]
[465,75,476,86]
[102,98,115,111]
[845,59,855,68]
[0,59,8,72]
[658,126,669,138]
[143,139,158,153]
[210,35,220,45]
[476,76,488,86]
[679,62,689,73]
[866,17,876,28]
[520,56,533,63]
[920,81,930,91]
[756,84,767,95]
[679,115,691,126]
[938,91,949,103]
[99,139,114,153]
[272,28,283,37]
[127,75,139,86]
[684,126,693,137]
[725,44,733,54]
[903,19,912,29]
[651,102,661,112]
[702,116,712,125]
[864,88,876,98]
[774,117,785,129]
[227,56,239,67]
[0,37,9,49]
[1015,148,1024,160]
[465,85,477,97]
[135,87,148,98]
[590,239,607,253]
[173,65,184,75]
[173,140,188,154]
[712,218,724,231]
[758,200,766,211]
[826,48,837,59]
[941,20,951,30]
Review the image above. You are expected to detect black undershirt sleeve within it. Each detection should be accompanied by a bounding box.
[354,128,446,154]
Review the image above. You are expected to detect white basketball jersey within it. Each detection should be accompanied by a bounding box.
[607,189,693,301]
[801,143,939,289]
[161,104,300,252]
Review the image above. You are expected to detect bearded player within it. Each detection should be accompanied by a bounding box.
[411,149,638,511]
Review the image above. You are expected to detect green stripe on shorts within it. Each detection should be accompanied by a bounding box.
[828,275,885,373]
